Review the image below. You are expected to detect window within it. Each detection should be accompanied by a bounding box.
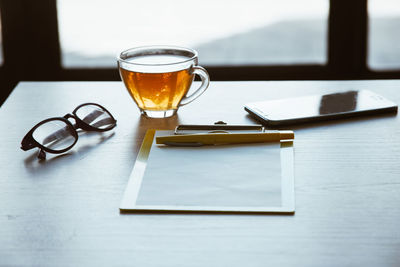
[57,0,329,68]
[368,0,400,70]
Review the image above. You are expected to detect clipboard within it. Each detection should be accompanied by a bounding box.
[120,127,295,214]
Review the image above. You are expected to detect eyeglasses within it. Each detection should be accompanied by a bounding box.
[21,103,117,160]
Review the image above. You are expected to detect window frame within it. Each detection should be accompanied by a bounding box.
[0,0,399,103]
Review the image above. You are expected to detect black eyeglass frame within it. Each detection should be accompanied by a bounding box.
[21,103,117,159]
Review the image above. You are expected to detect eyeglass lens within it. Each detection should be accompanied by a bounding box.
[75,104,115,130]
[32,120,77,151]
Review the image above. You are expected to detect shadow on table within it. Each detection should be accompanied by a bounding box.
[130,114,181,154]
[23,131,115,168]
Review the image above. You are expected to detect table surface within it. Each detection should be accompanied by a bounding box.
[1,81,399,267]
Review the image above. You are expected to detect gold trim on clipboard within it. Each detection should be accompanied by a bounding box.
[120,129,155,211]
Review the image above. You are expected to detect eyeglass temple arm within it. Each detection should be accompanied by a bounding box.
[90,117,116,128]
[80,109,104,124]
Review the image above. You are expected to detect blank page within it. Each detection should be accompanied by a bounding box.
[136,132,281,208]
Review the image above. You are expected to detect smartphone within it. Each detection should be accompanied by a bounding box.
[244,90,398,126]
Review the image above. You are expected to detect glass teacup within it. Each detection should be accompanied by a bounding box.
[118,46,210,118]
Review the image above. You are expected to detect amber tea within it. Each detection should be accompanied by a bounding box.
[118,46,210,118]
[120,63,194,111]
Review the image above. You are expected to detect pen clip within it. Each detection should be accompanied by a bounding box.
[163,142,203,147]
[174,121,265,135]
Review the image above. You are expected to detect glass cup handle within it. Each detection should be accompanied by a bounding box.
[179,66,210,106]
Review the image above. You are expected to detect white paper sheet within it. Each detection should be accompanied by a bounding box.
[136,132,282,208]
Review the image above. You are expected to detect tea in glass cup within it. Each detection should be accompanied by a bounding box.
[117,46,210,118]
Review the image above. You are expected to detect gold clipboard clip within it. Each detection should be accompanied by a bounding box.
[174,121,265,135]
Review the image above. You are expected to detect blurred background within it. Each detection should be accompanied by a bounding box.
[0,0,399,105]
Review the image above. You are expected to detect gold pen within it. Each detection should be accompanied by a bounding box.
[155,130,294,146]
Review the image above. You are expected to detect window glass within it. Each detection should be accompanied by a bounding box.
[57,0,328,68]
[368,0,400,70]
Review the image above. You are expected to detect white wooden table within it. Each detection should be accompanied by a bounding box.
[1,81,399,266]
